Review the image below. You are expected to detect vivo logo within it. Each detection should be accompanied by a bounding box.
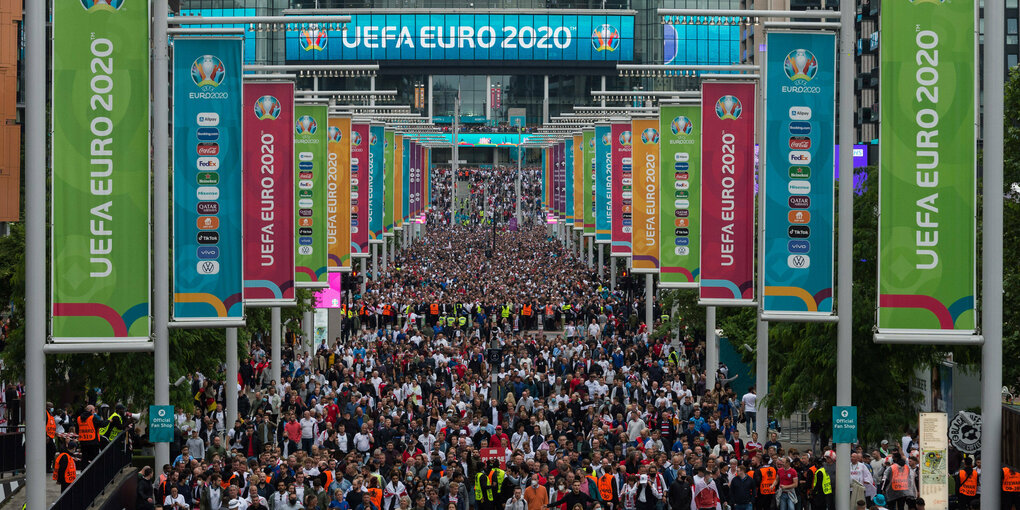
[197,112,220,126]
[787,240,810,253]
[674,237,689,246]
[299,236,314,246]
[197,246,220,259]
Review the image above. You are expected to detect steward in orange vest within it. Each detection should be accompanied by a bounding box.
[1003,467,1020,510]
[53,448,77,490]
[955,458,979,510]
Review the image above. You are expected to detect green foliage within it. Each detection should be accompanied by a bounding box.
[1003,67,1020,389]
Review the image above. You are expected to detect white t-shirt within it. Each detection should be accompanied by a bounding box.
[164,494,188,508]
[741,392,757,412]
[354,432,373,452]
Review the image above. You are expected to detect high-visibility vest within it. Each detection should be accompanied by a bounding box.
[46,412,56,439]
[53,452,76,483]
[100,412,122,439]
[384,305,394,316]
[815,467,832,495]
[1003,468,1020,492]
[890,464,909,491]
[545,305,553,316]
[427,469,445,480]
[660,314,670,322]
[431,303,439,315]
[325,470,335,489]
[458,316,467,326]
[759,466,777,495]
[958,469,978,496]
[501,305,511,318]
[475,473,486,500]
[447,316,456,326]
[598,474,615,501]
[522,305,533,317]
[367,488,383,510]
[76,414,97,442]
[486,469,505,501]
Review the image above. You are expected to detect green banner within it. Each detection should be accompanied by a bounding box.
[582,128,595,236]
[384,129,395,235]
[52,0,150,339]
[295,104,329,287]
[878,0,976,335]
[659,105,701,288]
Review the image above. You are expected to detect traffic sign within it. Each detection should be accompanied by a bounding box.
[149,405,175,443]
[948,411,981,454]
[832,405,858,444]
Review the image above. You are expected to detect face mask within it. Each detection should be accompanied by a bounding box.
[531,481,538,487]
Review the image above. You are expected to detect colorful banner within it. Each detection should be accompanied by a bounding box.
[555,141,565,218]
[573,134,584,229]
[583,128,596,236]
[565,137,575,225]
[878,0,976,337]
[369,123,384,243]
[424,146,431,214]
[595,123,612,244]
[383,129,395,236]
[52,0,151,339]
[294,104,328,288]
[402,137,411,224]
[631,117,659,273]
[327,115,354,271]
[314,272,344,309]
[762,31,836,318]
[243,82,295,305]
[611,121,633,256]
[394,133,404,230]
[171,38,244,323]
[659,105,702,288]
[542,147,549,211]
[700,82,756,305]
[352,122,371,253]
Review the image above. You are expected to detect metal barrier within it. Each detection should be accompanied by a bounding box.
[49,432,132,510]
[0,426,25,474]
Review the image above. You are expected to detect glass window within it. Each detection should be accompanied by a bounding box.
[1010,54,1019,68]
[1010,18,1019,35]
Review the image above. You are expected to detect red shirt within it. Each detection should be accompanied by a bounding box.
[778,467,798,488]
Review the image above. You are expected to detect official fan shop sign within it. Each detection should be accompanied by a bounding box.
[595,123,613,244]
[52,0,150,340]
[149,405,175,443]
[761,31,836,320]
[172,38,245,322]
[659,105,701,288]
[631,118,659,273]
[243,82,296,306]
[699,82,756,306]
[294,104,329,288]
[877,0,976,341]
[832,406,857,444]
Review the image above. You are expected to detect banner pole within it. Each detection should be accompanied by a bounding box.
[981,0,1005,504]
[153,0,171,472]
[836,2,856,510]
[361,258,367,296]
[304,298,314,355]
[25,0,46,504]
[755,318,768,443]
[225,328,238,428]
[706,307,717,388]
[599,247,604,280]
[271,307,282,384]
[645,275,653,328]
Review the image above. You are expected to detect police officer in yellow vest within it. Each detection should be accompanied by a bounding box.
[486,460,508,510]
[811,459,834,510]
[99,403,128,445]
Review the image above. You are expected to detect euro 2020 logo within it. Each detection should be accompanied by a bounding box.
[254,96,282,121]
[619,131,632,146]
[296,115,317,135]
[369,133,379,146]
[192,55,226,89]
[715,95,742,120]
[601,133,611,146]
[641,128,659,144]
[81,0,125,11]
[352,131,363,146]
[300,27,327,52]
[671,116,693,136]
[592,24,620,52]
[784,49,818,82]
[328,125,343,143]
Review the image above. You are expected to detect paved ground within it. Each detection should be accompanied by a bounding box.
[0,475,62,510]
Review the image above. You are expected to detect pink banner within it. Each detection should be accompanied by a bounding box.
[699,82,756,304]
[243,82,295,304]
[610,122,633,256]
[351,123,370,254]
[315,272,344,308]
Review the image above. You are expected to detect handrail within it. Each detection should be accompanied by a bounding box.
[49,432,132,510]
[0,426,26,474]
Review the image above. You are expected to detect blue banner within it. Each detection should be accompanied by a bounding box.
[761,31,836,318]
[369,124,385,242]
[403,136,411,222]
[286,13,634,62]
[663,23,740,65]
[595,124,612,244]
[564,136,574,225]
[171,38,244,321]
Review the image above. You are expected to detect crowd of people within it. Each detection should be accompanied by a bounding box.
[27,165,1013,510]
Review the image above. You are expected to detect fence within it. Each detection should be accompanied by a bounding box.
[49,432,132,510]
[0,426,25,475]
